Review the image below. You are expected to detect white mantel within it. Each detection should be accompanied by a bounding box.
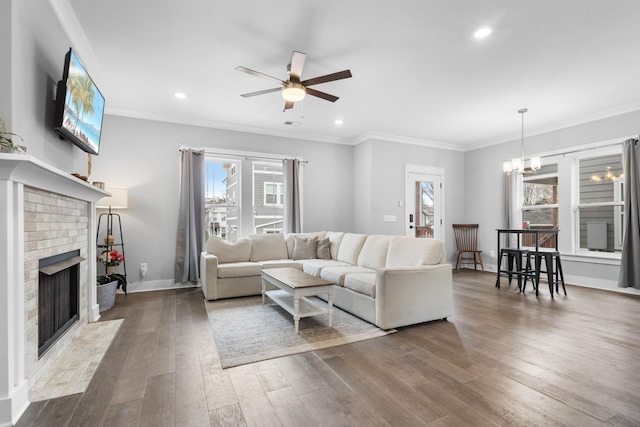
[0,154,108,426]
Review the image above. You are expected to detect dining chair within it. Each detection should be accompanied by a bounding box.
[452,224,485,271]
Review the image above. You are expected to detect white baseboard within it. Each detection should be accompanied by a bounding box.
[123,279,198,293]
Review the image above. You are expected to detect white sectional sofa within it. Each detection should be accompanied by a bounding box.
[200,232,453,329]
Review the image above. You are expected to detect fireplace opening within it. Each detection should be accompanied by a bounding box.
[38,250,84,357]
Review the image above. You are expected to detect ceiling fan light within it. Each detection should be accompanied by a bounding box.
[282,83,306,102]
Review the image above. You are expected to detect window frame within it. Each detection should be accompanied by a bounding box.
[573,147,624,256]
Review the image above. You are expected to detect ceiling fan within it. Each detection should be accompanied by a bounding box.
[236,51,352,110]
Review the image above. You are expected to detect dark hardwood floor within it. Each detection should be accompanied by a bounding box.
[16,270,640,426]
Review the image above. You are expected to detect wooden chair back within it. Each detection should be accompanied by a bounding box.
[452,224,480,252]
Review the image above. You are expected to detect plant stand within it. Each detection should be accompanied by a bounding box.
[97,280,118,312]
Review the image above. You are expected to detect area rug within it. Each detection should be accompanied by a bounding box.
[205,296,395,368]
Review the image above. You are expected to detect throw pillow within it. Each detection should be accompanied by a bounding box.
[206,237,251,264]
[316,237,331,259]
[292,236,318,260]
[249,233,288,261]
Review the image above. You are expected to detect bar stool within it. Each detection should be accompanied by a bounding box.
[496,248,535,292]
[527,251,566,297]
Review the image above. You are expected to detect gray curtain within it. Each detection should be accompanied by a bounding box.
[175,149,205,283]
[283,158,301,234]
[619,137,640,289]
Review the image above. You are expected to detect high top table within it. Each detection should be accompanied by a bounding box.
[495,228,560,291]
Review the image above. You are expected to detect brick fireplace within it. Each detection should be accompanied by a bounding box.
[0,154,107,426]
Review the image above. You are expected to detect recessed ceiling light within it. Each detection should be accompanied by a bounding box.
[174,92,187,99]
[473,27,492,39]
[334,119,344,125]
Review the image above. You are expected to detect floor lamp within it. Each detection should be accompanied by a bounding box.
[96,188,128,286]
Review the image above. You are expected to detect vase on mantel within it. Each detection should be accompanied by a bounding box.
[106,265,118,275]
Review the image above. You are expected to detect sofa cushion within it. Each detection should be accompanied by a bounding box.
[321,266,374,286]
[325,231,345,259]
[285,231,326,258]
[316,237,331,259]
[258,260,303,270]
[206,237,251,264]
[301,259,351,277]
[385,237,445,267]
[344,273,376,298]
[336,233,368,265]
[217,262,262,278]
[357,235,392,269]
[292,236,318,260]
[249,233,288,262]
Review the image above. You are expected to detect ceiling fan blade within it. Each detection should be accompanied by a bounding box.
[235,66,285,85]
[284,100,295,110]
[289,51,307,82]
[240,87,282,98]
[306,88,339,102]
[301,70,352,87]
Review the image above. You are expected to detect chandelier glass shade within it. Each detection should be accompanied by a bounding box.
[503,108,541,174]
[591,166,623,182]
[281,82,306,102]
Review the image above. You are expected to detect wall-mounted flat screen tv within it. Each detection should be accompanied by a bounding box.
[53,48,105,155]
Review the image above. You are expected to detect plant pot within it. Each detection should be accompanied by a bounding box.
[97,280,117,312]
[106,265,118,275]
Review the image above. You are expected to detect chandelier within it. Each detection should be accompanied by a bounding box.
[503,108,541,174]
[591,166,623,182]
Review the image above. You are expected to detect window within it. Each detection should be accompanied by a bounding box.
[513,141,625,258]
[204,158,240,242]
[253,162,284,234]
[576,153,624,253]
[202,151,300,241]
[521,164,559,248]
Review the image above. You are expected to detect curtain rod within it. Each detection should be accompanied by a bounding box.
[178,148,308,164]
[539,139,628,160]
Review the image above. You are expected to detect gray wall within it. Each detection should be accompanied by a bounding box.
[10,0,88,172]
[353,138,466,263]
[6,0,639,292]
[90,115,354,289]
[465,110,640,290]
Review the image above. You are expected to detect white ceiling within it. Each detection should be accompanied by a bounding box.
[57,0,640,150]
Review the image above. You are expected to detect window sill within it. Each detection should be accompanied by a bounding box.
[560,251,621,265]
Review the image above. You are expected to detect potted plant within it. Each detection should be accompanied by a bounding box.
[98,249,124,275]
[0,117,26,153]
[97,250,126,312]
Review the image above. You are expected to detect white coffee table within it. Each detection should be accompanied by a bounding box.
[261,268,334,333]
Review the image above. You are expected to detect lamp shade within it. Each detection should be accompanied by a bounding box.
[97,188,128,209]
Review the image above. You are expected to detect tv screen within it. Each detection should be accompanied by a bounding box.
[53,48,105,155]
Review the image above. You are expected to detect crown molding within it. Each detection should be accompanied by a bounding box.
[48,0,100,70]
[351,131,466,152]
[467,101,640,152]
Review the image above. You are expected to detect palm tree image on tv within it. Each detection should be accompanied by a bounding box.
[62,52,104,153]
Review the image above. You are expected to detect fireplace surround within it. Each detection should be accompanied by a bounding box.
[0,154,107,426]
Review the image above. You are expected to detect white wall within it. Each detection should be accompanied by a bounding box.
[90,115,354,289]
[465,109,640,290]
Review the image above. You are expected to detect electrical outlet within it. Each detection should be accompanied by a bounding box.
[141,263,148,278]
[490,250,495,258]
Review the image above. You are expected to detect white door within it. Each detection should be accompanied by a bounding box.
[405,172,443,239]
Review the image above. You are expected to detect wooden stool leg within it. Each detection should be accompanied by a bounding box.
[545,254,554,298]
[556,255,567,295]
